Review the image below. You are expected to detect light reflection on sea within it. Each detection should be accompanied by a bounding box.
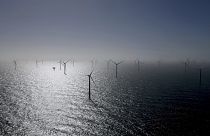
[0,61,210,135]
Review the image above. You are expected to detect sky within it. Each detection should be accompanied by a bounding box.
[0,0,209,61]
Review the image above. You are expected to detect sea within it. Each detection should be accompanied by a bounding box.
[0,60,210,136]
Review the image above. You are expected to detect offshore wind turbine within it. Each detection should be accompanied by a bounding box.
[138,60,140,72]
[184,60,190,72]
[111,60,123,78]
[86,70,96,100]
[63,59,70,75]
[36,60,38,68]
[135,59,140,72]
[184,62,187,72]
[13,60,17,70]
[185,58,190,72]
[58,59,62,70]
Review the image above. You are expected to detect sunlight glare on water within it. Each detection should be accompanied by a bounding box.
[0,61,210,136]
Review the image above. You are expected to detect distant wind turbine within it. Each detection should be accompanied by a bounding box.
[86,70,96,100]
[63,59,70,75]
[184,60,190,72]
[185,59,191,72]
[36,60,38,68]
[135,59,140,72]
[184,62,187,72]
[58,59,62,70]
[111,60,123,78]
[13,60,17,70]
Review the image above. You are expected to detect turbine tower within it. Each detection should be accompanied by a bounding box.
[86,70,96,100]
[63,59,70,75]
[111,60,123,78]
[36,60,38,68]
[13,60,17,70]
[58,59,62,70]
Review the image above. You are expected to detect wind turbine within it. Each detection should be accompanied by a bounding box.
[86,70,96,100]
[13,60,17,70]
[184,62,187,72]
[138,60,140,72]
[111,60,123,78]
[184,60,190,72]
[36,60,38,68]
[58,59,62,70]
[63,59,70,75]
[135,59,140,72]
[185,58,191,72]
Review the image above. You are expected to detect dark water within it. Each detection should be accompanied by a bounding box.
[0,61,210,136]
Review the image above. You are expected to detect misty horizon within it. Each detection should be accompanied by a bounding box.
[0,0,210,61]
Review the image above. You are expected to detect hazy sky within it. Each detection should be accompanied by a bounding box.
[0,0,209,60]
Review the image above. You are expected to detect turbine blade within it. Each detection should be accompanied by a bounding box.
[91,76,96,86]
[65,59,71,63]
[90,69,94,75]
[111,60,117,65]
[118,61,124,65]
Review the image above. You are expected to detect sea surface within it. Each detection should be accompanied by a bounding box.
[0,61,210,136]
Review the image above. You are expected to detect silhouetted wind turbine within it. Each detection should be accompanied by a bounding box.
[138,60,140,72]
[36,60,38,68]
[184,60,190,72]
[58,59,62,70]
[13,60,17,70]
[185,59,191,72]
[86,70,96,100]
[135,59,140,72]
[63,59,70,75]
[111,60,123,78]
[184,62,187,72]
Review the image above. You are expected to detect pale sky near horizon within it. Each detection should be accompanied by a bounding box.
[0,0,209,61]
